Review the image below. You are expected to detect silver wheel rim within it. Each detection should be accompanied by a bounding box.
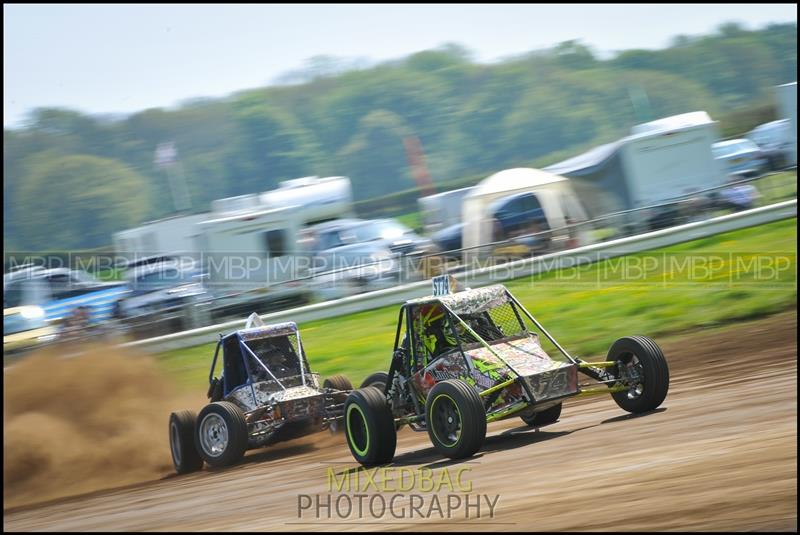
[170,422,182,465]
[199,413,228,458]
[623,355,644,400]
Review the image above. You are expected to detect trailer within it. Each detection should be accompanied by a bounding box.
[776,82,797,167]
[418,187,476,234]
[545,111,728,224]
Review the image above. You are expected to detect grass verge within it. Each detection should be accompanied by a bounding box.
[159,217,796,390]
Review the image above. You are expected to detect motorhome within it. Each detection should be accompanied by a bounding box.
[113,213,208,259]
[112,176,354,318]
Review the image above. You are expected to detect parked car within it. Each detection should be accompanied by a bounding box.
[712,139,769,178]
[301,218,434,298]
[746,119,793,170]
[115,256,210,334]
[3,265,127,325]
[3,305,59,355]
[430,191,557,263]
[430,223,464,261]
[487,191,553,256]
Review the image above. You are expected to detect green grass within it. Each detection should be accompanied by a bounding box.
[396,211,422,233]
[159,217,797,391]
[757,171,797,205]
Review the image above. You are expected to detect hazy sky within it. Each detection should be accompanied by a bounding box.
[4,4,797,127]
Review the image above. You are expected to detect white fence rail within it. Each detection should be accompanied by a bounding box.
[122,199,797,353]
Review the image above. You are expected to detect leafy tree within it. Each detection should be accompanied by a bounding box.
[16,154,152,250]
[3,22,796,251]
[338,110,415,200]
[229,95,317,194]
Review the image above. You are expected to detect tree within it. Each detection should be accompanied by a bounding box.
[16,154,152,250]
[338,110,415,200]
[229,96,316,194]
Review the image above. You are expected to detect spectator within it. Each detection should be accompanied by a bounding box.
[719,177,760,211]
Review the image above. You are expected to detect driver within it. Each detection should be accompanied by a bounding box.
[415,304,460,366]
[263,346,295,377]
[249,339,299,381]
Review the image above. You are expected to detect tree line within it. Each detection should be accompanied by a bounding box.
[3,21,796,251]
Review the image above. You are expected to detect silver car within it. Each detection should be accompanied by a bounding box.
[712,139,769,178]
[302,218,433,299]
[116,257,209,333]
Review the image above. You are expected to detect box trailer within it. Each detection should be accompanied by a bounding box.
[418,187,476,234]
[545,111,728,222]
[776,82,797,167]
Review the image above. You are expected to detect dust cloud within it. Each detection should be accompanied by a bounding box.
[3,343,203,509]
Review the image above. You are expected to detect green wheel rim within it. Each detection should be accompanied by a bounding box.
[429,393,462,448]
[346,402,370,457]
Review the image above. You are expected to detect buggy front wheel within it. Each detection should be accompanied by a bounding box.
[608,336,670,414]
[344,387,396,466]
[425,379,486,459]
[195,401,249,468]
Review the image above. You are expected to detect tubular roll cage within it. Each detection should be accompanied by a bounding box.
[209,330,312,401]
[383,288,626,426]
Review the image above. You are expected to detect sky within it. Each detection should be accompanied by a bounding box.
[3,4,797,128]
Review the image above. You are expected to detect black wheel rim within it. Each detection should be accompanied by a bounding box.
[430,394,462,448]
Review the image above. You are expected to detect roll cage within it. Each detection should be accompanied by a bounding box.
[208,320,312,399]
[383,285,618,423]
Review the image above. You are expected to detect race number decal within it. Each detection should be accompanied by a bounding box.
[432,275,459,296]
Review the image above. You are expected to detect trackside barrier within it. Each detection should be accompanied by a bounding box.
[122,199,796,353]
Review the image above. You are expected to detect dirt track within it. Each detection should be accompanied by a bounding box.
[4,312,797,531]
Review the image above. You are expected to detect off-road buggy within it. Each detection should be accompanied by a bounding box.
[344,276,670,465]
[169,313,369,473]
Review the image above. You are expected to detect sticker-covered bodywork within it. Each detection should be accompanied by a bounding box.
[394,284,584,424]
[212,320,349,448]
[465,335,578,403]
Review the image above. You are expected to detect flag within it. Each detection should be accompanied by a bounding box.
[154,142,178,169]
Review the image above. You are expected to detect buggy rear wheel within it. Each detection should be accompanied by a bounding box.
[425,379,486,459]
[195,401,248,468]
[169,410,204,474]
[323,374,353,392]
[344,387,396,466]
[608,336,670,414]
[520,402,562,428]
[360,371,389,392]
